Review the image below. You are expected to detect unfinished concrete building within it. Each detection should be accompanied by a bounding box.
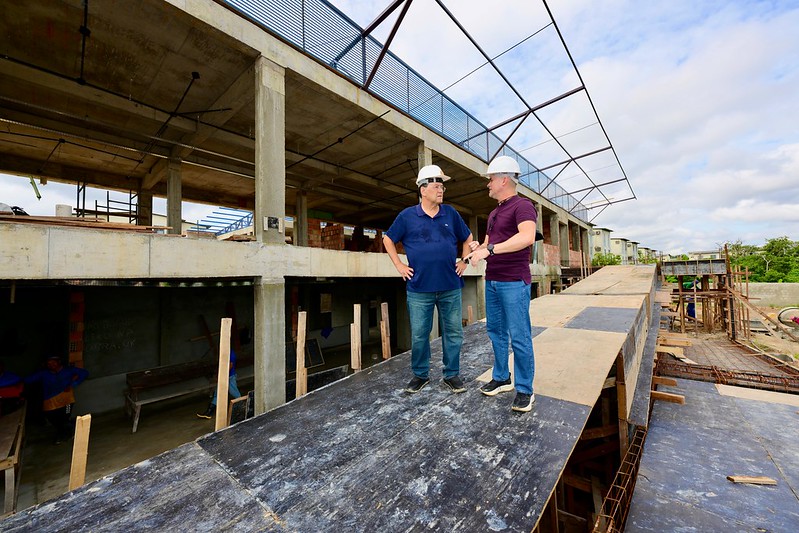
[0,0,660,527]
[0,1,625,421]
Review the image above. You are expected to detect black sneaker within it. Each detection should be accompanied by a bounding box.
[405,376,430,393]
[480,378,514,396]
[196,404,215,419]
[443,376,466,393]
[511,392,535,412]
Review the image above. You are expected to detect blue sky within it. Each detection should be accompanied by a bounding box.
[2,0,798,254]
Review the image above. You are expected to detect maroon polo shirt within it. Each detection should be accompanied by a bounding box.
[485,195,538,284]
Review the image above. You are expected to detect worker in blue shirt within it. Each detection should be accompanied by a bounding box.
[197,349,241,419]
[25,356,89,444]
[383,164,473,394]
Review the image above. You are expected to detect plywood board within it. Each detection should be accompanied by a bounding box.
[562,265,656,296]
[531,293,646,328]
[526,328,626,407]
[715,384,799,407]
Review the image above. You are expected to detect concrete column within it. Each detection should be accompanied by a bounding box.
[581,228,590,266]
[295,191,308,247]
[255,56,286,244]
[476,276,486,321]
[137,191,153,226]
[166,158,182,235]
[417,143,432,167]
[534,202,544,264]
[254,277,286,415]
[396,285,411,352]
[468,215,479,243]
[559,223,569,266]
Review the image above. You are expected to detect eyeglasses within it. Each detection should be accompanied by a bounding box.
[425,183,446,191]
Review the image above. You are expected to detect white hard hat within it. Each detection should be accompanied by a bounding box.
[416,164,451,187]
[484,155,521,178]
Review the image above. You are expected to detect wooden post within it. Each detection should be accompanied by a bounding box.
[68,414,92,491]
[467,305,474,325]
[214,318,232,431]
[295,311,308,398]
[351,304,362,372]
[380,302,391,360]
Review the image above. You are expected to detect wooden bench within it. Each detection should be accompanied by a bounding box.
[125,360,216,433]
[0,402,26,516]
[125,356,254,433]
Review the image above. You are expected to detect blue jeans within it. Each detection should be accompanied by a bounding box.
[211,374,242,406]
[485,280,535,395]
[407,289,463,379]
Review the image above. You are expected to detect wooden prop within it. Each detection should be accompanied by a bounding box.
[214,318,232,431]
[295,312,308,398]
[68,414,92,491]
[380,302,391,360]
[351,304,362,372]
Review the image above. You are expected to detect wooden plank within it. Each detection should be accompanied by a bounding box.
[562,473,592,493]
[652,376,678,387]
[351,304,362,372]
[726,475,777,485]
[651,391,685,404]
[380,302,391,360]
[68,414,92,491]
[658,337,692,347]
[580,424,618,440]
[466,305,474,325]
[656,344,684,356]
[294,312,308,399]
[214,318,233,432]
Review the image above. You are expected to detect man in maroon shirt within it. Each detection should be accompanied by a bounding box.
[466,155,538,412]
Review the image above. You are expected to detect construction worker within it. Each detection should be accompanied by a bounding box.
[383,164,473,394]
[25,356,89,443]
[465,155,538,412]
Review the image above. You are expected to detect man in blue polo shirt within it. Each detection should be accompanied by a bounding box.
[383,164,473,394]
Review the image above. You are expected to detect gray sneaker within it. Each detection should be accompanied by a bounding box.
[479,378,514,396]
[511,392,535,412]
[405,376,430,393]
[443,376,466,393]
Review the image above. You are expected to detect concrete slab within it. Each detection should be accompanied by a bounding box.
[562,265,656,296]
[531,293,646,328]
[627,378,799,531]
[2,266,659,530]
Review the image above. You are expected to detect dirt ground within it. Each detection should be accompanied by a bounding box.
[749,306,799,360]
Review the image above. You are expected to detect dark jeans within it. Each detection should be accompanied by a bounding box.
[45,403,73,440]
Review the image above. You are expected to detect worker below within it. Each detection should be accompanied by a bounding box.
[466,155,538,413]
[25,356,89,444]
[383,164,473,394]
[197,349,241,419]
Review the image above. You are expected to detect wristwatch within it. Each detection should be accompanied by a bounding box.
[487,243,495,256]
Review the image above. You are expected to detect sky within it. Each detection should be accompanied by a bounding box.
[2,0,798,254]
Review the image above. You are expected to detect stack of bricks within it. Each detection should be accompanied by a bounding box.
[307,218,322,248]
[321,223,344,250]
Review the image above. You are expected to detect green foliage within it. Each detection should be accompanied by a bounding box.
[637,251,657,264]
[728,237,799,282]
[592,252,622,267]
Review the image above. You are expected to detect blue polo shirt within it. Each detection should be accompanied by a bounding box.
[386,203,471,293]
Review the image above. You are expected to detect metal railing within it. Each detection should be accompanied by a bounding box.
[221,0,589,221]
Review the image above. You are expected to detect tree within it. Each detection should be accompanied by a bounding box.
[592,252,621,267]
[728,236,799,282]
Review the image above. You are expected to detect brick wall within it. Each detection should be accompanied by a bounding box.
[543,243,560,266]
[308,218,322,247]
[321,223,344,250]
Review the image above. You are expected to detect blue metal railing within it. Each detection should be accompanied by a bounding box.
[221,0,588,221]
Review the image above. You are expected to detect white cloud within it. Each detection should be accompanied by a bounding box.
[3,0,798,254]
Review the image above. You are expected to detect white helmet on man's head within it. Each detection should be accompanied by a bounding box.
[485,155,521,181]
[416,164,451,187]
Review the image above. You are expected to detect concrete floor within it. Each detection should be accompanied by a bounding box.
[15,394,216,512]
